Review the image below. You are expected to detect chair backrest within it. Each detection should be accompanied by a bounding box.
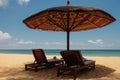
[75,50,85,66]
[32,49,47,64]
[60,50,85,67]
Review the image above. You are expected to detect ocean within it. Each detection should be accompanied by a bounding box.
[0,49,120,57]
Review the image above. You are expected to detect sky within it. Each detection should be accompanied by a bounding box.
[0,0,120,49]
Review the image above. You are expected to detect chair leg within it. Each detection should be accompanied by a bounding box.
[73,69,77,80]
[90,64,95,70]
[25,64,28,70]
[25,64,30,70]
[57,67,60,76]
[35,66,38,72]
[93,64,95,69]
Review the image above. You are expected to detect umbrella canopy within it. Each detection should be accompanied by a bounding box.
[23,1,116,50]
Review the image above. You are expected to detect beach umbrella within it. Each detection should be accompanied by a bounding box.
[23,0,116,51]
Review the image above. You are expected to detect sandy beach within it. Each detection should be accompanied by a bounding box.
[0,53,120,80]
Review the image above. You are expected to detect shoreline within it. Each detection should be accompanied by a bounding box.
[0,49,120,57]
[0,53,120,80]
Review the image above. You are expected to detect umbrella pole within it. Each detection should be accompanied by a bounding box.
[67,31,70,51]
[66,9,70,51]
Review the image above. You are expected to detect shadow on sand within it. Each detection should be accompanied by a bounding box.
[0,64,118,80]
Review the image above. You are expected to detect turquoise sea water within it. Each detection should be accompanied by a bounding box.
[0,49,120,57]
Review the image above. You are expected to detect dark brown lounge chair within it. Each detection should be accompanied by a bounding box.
[57,50,95,80]
[25,49,64,72]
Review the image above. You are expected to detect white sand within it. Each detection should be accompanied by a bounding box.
[0,53,120,80]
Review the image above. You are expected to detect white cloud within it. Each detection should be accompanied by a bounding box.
[0,31,11,40]
[42,41,65,46]
[0,0,8,8]
[18,0,30,5]
[88,39,103,45]
[16,40,33,45]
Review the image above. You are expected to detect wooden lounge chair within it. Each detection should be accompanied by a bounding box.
[57,50,95,80]
[25,49,64,72]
